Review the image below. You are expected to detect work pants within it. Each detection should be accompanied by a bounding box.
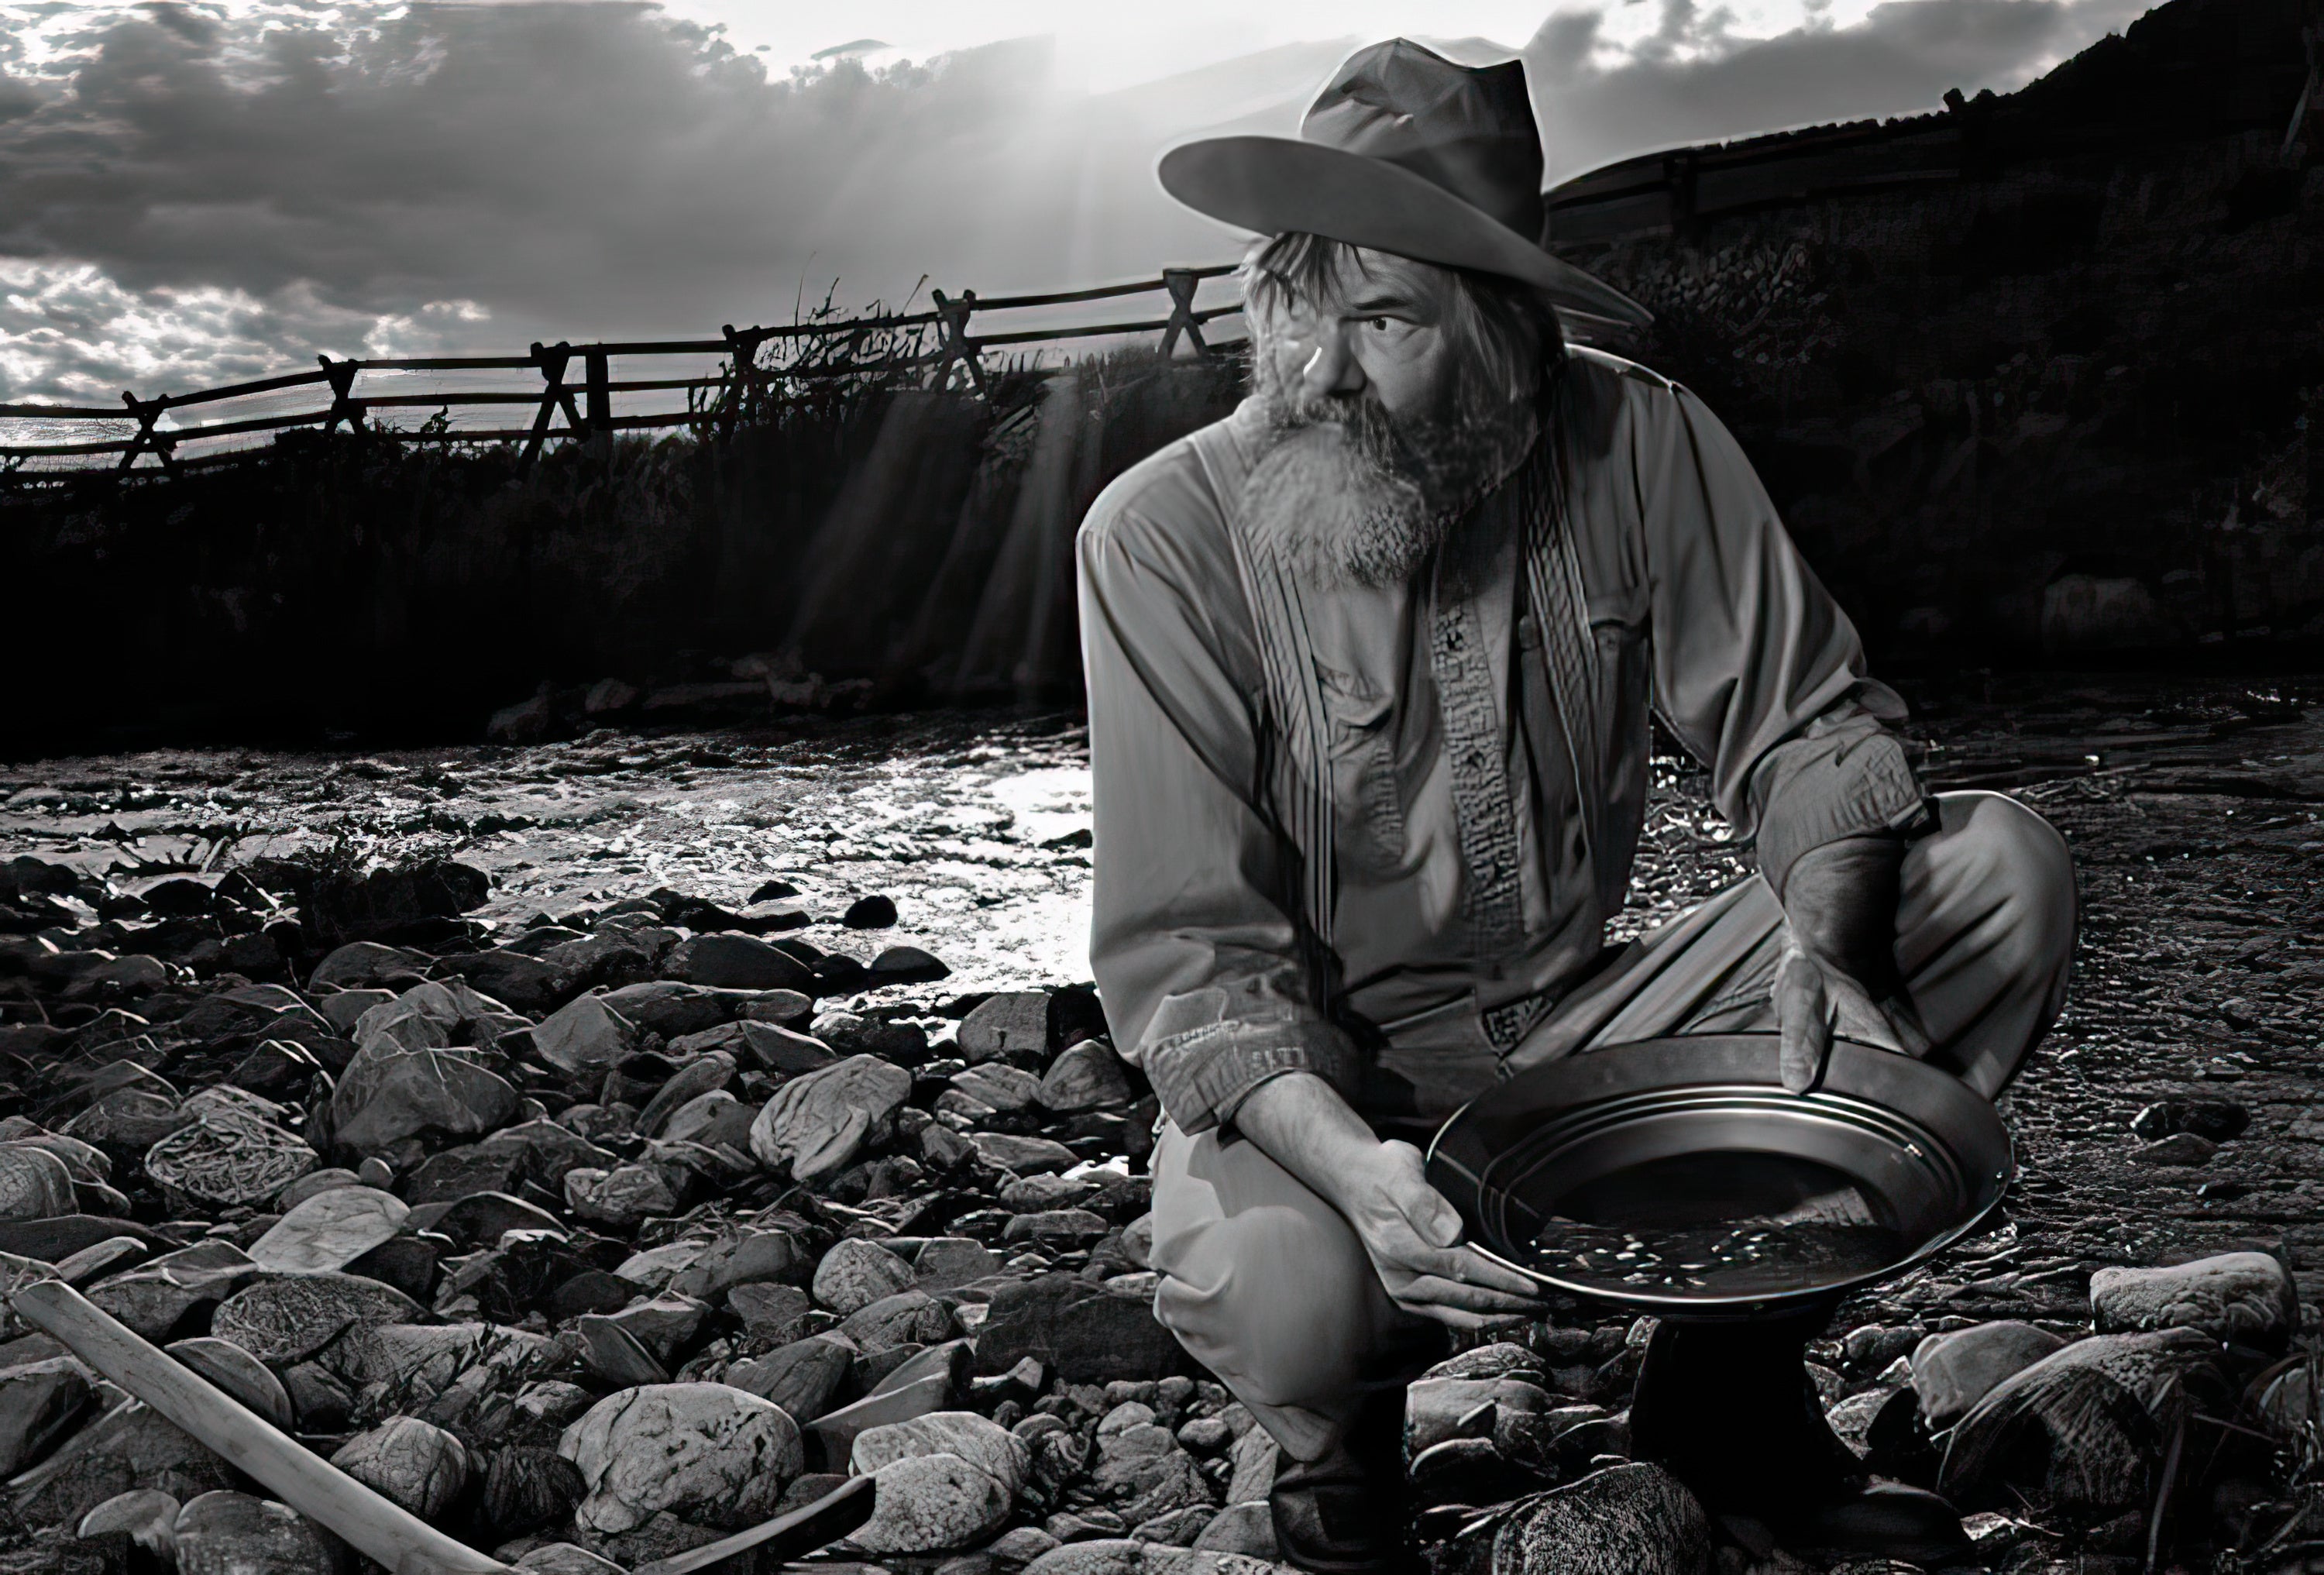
[1146,789,2079,1462]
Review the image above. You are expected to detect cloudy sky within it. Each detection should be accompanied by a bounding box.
[0,0,2157,405]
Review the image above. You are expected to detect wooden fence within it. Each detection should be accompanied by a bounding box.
[0,263,1246,480]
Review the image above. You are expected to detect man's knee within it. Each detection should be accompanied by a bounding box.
[1923,789,2079,979]
[1147,1135,1384,1412]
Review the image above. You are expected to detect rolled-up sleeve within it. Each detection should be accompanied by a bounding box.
[1077,476,1361,1135]
[1632,377,1936,899]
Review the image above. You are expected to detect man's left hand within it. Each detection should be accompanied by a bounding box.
[1772,834,1933,1094]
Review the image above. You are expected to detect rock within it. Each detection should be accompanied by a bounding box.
[2090,1252,2298,1349]
[1938,1329,2223,1518]
[0,1146,77,1221]
[327,1044,517,1153]
[1407,1377,1556,1456]
[999,1174,1096,1213]
[575,1317,669,1388]
[281,1364,352,1432]
[1190,1503,1276,1558]
[958,995,1053,1065]
[424,1188,563,1249]
[813,1240,917,1315]
[1019,1540,1277,1575]
[869,947,950,985]
[843,896,898,929]
[517,1382,596,1430]
[480,1120,616,1187]
[1824,1386,1896,1460]
[637,1053,735,1140]
[558,1383,803,1535]
[979,1275,1185,1383]
[748,1055,913,1182]
[668,1227,807,1301]
[246,1186,408,1274]
[483,1446,588,1537]
[969,1133,1079,1174]
[854,1411,1032,1495]
[854,1453,1014,1553]
[514,1546,624,1575]
[594,983,748,1040]
[915,1237,1003,1291]
[277,1170,360,1210]
[85,1243,256,1341]
[2130,1097,2250,1143]
[431,951,570,1015]
[330,1419,471,1518]
[1490,1462,1712,1575]
[324,1322,551,1394]
[603,1294,709,1364]
[292,858,489,950]
[951,1064,1043,1114]
[404,1144,531,1204]
[170,1490,349,1575]
[533,996,639,1079]
[564,1164,686,1231]
[11,1400,235,1526]
[0,1358,95,1476]
[309,944,427,992]
[1039,1043,1133,1112]
[665,934,814,993]
[163,1338,295,1429]
[1912,1322,2069,1427]
[76,1486,180,1554]
[211,1271,425,1365]
[727,1334,854,1421]
[841,1289,954,1353]
[1005,1209,1110,1246]
[2131,1133,2216,1167]
[728,1283,812,1345]
[723,1020,834,1075]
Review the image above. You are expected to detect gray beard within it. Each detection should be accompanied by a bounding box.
[1238,343,1538,593]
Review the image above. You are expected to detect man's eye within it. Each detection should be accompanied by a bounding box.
[1367,316,1395,332]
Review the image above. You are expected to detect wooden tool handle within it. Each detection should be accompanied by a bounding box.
[10,1278,509,1575]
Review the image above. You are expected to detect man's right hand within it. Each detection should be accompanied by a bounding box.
[1333,1138,1547,1329]
[1230,1072,1545,1331]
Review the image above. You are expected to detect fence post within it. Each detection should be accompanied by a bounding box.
[316,356,365,437]
[1157,269,1211,359]
[927,289,988,397]
[583,349,611,458]
[520,342,575,474]
[115,390,179,477]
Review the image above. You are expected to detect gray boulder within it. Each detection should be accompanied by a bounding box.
[1489,1463,1712,1575]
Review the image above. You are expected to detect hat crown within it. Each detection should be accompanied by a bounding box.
[1299,40,1545,242]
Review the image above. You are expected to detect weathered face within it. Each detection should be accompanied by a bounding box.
[1260,246,1466,430]
[1242,242,1542,591]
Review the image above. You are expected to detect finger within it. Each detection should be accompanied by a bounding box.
[1880,990,1936,1057]
[1382,1240,1545,1299]
[1389,1274,1548,1316]
[1825,971,1905,1055]
[1774,951,1830,1095]
[1390,1301,1536,1333]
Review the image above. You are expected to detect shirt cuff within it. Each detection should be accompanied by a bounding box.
[1752,725,1936,902]
[1137,976,1361,1136]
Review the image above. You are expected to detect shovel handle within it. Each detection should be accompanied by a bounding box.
[9,1278,509,1575]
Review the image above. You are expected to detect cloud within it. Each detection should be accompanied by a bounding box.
[0,0,2155,401]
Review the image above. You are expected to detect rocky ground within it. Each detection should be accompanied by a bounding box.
[0,673,2320,1575]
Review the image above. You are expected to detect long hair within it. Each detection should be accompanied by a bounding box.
[1238,231,1569,414]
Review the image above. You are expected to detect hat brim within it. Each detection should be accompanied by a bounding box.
[1158,135,1653,328]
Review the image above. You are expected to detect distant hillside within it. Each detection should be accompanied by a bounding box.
[1543,0,2324,659]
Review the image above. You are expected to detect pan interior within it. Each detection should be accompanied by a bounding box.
[1476,1086,1969,1302]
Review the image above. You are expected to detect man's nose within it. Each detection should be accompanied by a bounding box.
[1301,322,1365,400]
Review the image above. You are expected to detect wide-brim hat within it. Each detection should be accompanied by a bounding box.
[1157,40,1652,328]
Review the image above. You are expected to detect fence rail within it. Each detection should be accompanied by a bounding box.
[0,263,1247,478]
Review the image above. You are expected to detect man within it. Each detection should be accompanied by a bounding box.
[1075,39,2077,1574]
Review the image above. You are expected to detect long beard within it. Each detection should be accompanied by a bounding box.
[1239,339,1539,593]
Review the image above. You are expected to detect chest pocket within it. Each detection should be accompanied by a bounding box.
[1315,663,1408,878]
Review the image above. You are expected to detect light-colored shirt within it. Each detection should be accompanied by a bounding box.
[1075,344,1934,1135]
